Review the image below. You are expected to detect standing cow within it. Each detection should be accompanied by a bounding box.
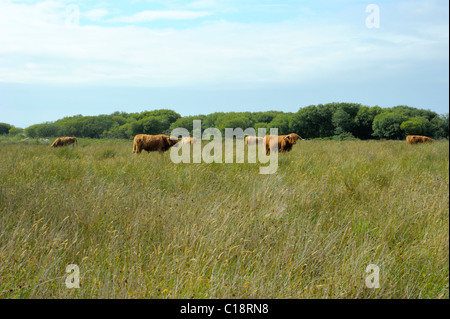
[263,133,303,155]
[406,135,434,145]
[50,137,78,148]
[133,134,179,154]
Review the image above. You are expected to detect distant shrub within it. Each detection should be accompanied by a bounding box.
[9,127,24,136]
[0,123,12,135]
[332,132,358,141]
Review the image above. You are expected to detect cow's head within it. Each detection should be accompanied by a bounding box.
[168,136,179,147]
[284,134,300,145]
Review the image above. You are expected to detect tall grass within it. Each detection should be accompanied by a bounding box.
[0,139,448,298]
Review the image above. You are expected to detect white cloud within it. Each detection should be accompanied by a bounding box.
[83,9,109,21]
[0,0,447,88]
[397,0,445,16]
[185,0,224,10]
[110,10,212,23]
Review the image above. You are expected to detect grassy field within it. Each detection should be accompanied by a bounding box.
[0,138,448,298]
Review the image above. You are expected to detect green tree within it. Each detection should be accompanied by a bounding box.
[253,111,282,123]
[111,115,128,127]
[143,117,164,135]
[202,112,224,129]
[430,114,449,139]
[114,123,134,139]
[25,125,40,138]
[268,114,290,135]
[101,122,132,139]
[354,106,382,139]
[373,112,408,139]
[391,105,438,121]
[138,109,181,124]
[218,116,252,134]
[0,123,12,135]
[130,117,164,135]
[254,123,267,135]
[332,109,353,135]
[290,105,319,138]
[9,127,24,136]
[170,116,205,133]
[335,103,360,118]
[440,114,449,139]
[400,117,431,136]
[290,105,335,138]
[316,104,336,137]
[36,123,61,137]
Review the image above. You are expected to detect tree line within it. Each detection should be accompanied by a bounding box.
[1,103,448,140]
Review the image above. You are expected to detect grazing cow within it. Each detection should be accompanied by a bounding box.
[406,135,434,145]
[181,137,199,145]
[263,133,303,155]
[245,136,264,146]
[50,137,78,148]
[133,134,179,154]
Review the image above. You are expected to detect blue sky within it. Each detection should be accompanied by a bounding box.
[0,0,448,128]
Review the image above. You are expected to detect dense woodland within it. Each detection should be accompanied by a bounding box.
[1,103,449,140]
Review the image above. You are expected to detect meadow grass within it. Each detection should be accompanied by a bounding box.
[0,138,448,298]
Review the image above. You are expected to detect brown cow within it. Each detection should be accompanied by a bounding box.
[263,133,303,155]
[133,134,179,154]
[406,135,434,145]
[50,137,78,148]
[245,136,264,146]
[181,137,199,145]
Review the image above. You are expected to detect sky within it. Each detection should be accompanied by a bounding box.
[0,0,448,128]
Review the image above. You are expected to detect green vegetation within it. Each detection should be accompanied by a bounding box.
[0,123,13,135]
[0,139,448,298]
[2,104,448,141]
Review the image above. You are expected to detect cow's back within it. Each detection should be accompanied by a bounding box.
[407,135,433,145]
[246,136,262,145]
[143,135,162,151]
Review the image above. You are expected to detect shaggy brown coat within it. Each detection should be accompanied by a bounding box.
[406,135,434,145]
[245,136,264,145]
[50,137,78,147]
[263,133,302,155]
[133,134,179,154]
